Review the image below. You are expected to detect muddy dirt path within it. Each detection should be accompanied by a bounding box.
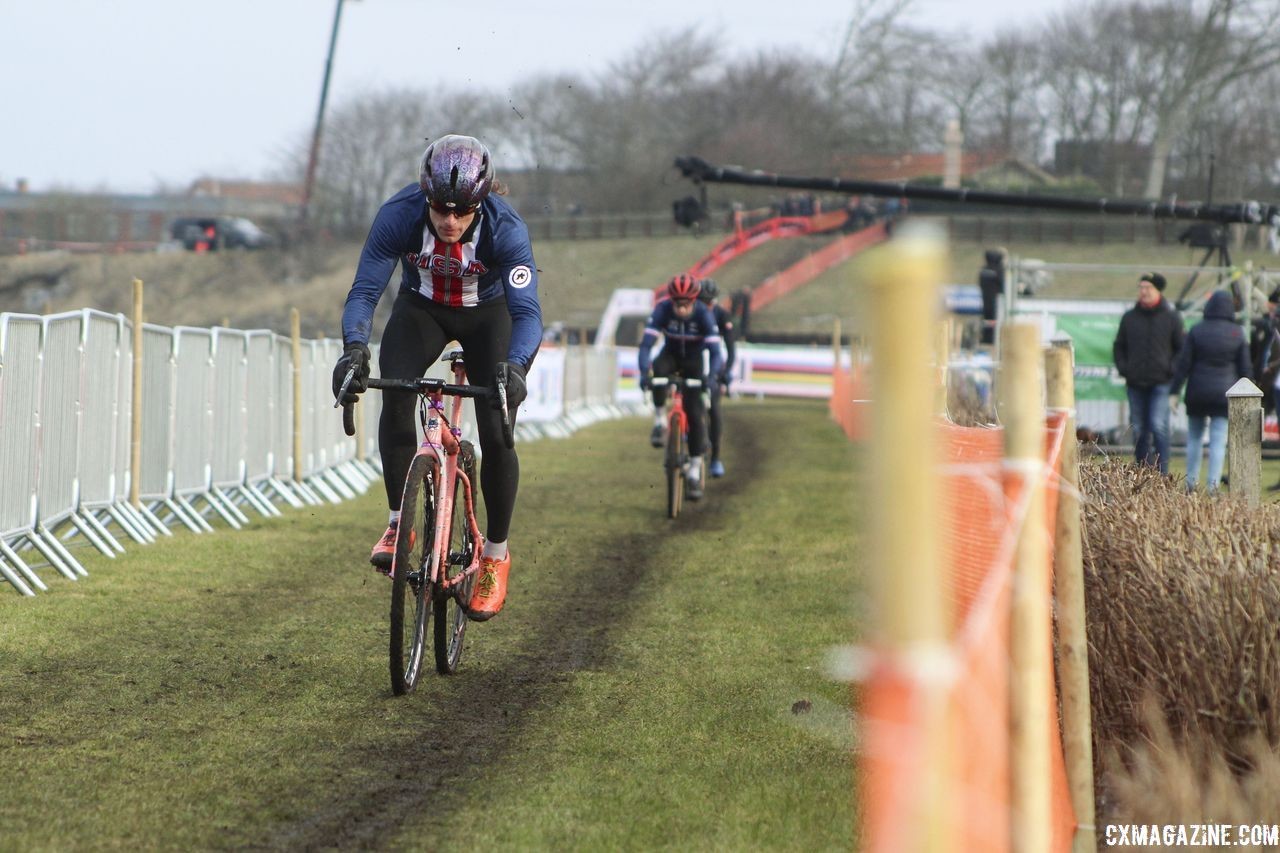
[262,410,763,850]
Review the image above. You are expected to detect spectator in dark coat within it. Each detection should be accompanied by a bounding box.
[1113,272,1184,474]
[1171,289,1251,491]
[977,248,1005,345]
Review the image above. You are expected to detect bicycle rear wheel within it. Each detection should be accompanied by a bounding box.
[665,414,684,519]
[434,440,477,674]
[390,454,435,695]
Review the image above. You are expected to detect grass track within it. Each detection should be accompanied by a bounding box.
[0,398,860,851]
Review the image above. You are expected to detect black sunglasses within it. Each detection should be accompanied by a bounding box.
[429,200,478,218]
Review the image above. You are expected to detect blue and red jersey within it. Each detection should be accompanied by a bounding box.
[638,299,724,377]
[341,184,542,368]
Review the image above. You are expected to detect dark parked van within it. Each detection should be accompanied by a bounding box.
[170,216,274,250]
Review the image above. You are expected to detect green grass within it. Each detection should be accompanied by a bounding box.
[0,399,861,850]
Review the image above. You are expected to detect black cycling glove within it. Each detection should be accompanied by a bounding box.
[494,361,527,410]
[332,342,371,404]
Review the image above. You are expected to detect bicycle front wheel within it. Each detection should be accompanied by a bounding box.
[434,440,477,674]
[665,415,684,519]
[390,454,435,695]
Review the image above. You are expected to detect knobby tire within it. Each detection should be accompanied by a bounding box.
[389,454,435,695]
[666,412,684,519]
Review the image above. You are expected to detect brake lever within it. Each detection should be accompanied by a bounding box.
[333,364,358,409]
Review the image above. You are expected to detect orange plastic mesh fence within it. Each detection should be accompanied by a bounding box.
[829,364,869,441]
[854,410,1077,852]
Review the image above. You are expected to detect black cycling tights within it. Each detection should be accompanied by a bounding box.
[650,348,708,456]
[378,292,519,543]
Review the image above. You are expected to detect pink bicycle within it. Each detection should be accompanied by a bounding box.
[363,352,514,694]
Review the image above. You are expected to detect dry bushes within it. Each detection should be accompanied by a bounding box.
[1080,457,1280,819]
[1099,703,1280,827]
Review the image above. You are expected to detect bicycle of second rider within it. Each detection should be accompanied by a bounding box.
[650,374,708,519]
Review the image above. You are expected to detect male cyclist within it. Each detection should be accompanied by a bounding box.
[638,275,723,499]
[698,279,735,478]
[333,134,541,621]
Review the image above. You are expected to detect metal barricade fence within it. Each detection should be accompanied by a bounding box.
[0,315,48,593]
[244,331,276,484]
[0,309,632,596]
[272,333,295,480]
[37,313,81,529]
[172,327,215,499]
[211,329,248,489]
[139,324,177,502]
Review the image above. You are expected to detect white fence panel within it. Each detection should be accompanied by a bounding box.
[272,334,294,479]
[211,329,248,488]
[37,313,83,526]
[80,312,126,508]
[138,325,176,501]
[0,315,43,535]
[172,327,215,497]
[244,331,276,484]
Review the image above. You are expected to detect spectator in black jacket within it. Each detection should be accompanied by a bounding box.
[1113,272,1184,474]
[1171,290,1251,491]
[977,248,1005,345]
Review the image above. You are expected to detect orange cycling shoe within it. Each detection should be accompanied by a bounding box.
[370,520,414,574]
[466,552,511,621]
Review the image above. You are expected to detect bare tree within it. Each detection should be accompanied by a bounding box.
[1134,0,1280,199]
[290,87,506,233]
[929,44,992,146]
[967,30,1048,160]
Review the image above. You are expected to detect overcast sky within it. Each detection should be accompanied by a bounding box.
[3,0,1073,194]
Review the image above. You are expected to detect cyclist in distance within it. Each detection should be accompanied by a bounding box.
[697,278,735,478]
[333,134,541,621]
[638,274,723,499]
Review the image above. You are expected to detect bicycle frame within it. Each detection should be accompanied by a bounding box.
[373,360,485,597]
[651,375,701,443]
[420,366,483,597]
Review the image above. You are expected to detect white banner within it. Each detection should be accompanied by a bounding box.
[520,346,566,422]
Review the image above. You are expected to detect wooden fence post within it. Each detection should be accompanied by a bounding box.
[935,319,951,417]
[1227,378,1263,507]
[1003,320,1051,853]
[1045,340,1096,853]
[863,224,953,851]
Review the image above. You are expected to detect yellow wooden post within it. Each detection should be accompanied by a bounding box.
[862,224,953,852]
[291,308,303,483]
[1045,341,1096,853]
[1003,320,1051,853]
[935,318,951,417]
[130,278,144,508]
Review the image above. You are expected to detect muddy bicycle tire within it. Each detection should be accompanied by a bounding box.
[665,416,684,519]
[434,440,477,674]
[390,454,435,695]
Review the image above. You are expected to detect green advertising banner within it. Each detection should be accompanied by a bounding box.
[1052,313,1126,401]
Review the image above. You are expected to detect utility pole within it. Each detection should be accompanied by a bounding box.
[300,0,354,226]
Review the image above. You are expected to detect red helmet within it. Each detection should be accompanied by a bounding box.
[667,274,701,301]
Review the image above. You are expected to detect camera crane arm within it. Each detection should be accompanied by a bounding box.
[674,156,1274,226]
